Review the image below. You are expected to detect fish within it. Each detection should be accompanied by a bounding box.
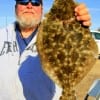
[36,0,98,99]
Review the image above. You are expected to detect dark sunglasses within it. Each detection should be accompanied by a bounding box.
[16,0,41,6]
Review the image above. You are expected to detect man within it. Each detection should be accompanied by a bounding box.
[0,0,91,100]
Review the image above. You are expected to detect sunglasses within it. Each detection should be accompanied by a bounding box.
[16,0,41,6]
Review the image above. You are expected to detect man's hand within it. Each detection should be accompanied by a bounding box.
[75,3,91,26]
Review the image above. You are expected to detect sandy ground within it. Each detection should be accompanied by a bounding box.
[75,59,100,100]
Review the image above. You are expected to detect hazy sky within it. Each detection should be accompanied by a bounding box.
[0,0,100,30]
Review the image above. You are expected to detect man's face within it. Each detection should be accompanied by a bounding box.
[15,2,42,28]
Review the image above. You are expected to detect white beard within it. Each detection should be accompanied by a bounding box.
[16,14,41,28]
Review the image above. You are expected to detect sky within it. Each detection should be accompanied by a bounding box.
[0,0,100,31]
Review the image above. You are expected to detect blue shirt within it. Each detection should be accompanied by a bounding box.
[15,23,56,100]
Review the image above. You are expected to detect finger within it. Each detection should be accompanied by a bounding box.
[76,14,91,21]
[75,3,89,15]
[82,21,92,26]
[75,3,86,12]
[78,8,89,16]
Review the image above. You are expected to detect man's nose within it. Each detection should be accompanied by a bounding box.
[26,2,33,8]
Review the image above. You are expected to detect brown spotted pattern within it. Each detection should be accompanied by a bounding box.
[36,0,98,99]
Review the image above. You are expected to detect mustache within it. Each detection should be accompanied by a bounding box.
[22,10,36,14]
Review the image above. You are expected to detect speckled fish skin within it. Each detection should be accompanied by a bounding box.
[36,0,98,100]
